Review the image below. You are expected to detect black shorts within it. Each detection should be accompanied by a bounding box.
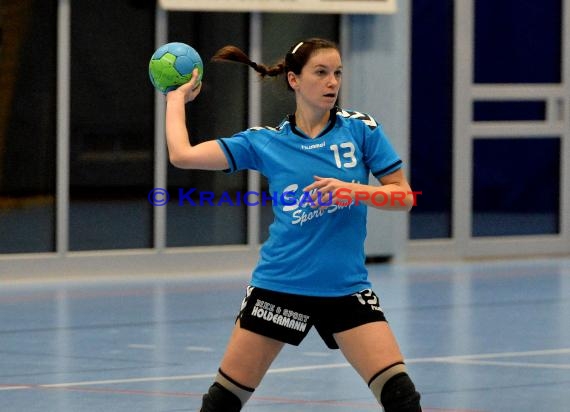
[237,286,387,349]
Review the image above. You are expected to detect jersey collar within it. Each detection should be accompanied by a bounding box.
[287,107,338,139]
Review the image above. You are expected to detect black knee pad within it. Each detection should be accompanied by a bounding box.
[380,372,422,412]
[200,382,242,412]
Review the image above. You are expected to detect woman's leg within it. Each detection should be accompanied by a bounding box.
[335,321,403,381]
[220,320,285,387]
[334,321,421,411]
[200,320,285,411]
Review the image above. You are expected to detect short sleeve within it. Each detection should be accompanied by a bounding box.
[362,121,403,179]
[217,131,261,173]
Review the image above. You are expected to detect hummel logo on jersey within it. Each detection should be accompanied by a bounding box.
[338,109,378,130]
[301,141,326,150]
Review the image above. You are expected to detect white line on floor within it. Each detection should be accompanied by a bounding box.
[1,347,568,392]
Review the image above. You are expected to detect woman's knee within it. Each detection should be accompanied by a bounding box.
[368,363,422,412]
[200,369,255,412]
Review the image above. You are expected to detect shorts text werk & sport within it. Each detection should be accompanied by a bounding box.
[237,286,387,349]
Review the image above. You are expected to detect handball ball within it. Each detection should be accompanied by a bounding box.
[148,42,203,94]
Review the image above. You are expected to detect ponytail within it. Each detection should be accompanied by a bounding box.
[212,45,285,78]
[212,38,339,91]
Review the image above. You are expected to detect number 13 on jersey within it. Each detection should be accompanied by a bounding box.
[330,142,357,168]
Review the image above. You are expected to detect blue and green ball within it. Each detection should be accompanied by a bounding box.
[148,42,203,94]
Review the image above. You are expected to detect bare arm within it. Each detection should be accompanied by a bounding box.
[303,169,417,211]
[165,69,229,170]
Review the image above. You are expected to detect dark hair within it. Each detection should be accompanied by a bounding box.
[211,38,339,91]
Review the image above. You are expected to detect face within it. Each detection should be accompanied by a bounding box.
[288,48,342,112]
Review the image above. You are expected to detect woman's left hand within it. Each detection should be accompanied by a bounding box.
[302,176,354,208]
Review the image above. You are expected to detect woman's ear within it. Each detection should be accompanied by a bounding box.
[287,71,299,90]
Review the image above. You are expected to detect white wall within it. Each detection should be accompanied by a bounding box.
[340,3,411,260]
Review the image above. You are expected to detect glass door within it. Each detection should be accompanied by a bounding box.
[453,0,569,257]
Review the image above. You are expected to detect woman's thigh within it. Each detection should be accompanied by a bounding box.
[219,320,285,388]
[334,321,404,383]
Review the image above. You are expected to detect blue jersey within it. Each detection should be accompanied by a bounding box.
[217,107,402,297]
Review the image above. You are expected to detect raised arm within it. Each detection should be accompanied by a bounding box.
[165,69,229,170]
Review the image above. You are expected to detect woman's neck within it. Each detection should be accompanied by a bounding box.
[294,109,330,139]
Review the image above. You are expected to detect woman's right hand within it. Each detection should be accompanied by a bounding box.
[167,68,202,103]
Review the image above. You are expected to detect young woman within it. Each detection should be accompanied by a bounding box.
[165,38,422,412]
